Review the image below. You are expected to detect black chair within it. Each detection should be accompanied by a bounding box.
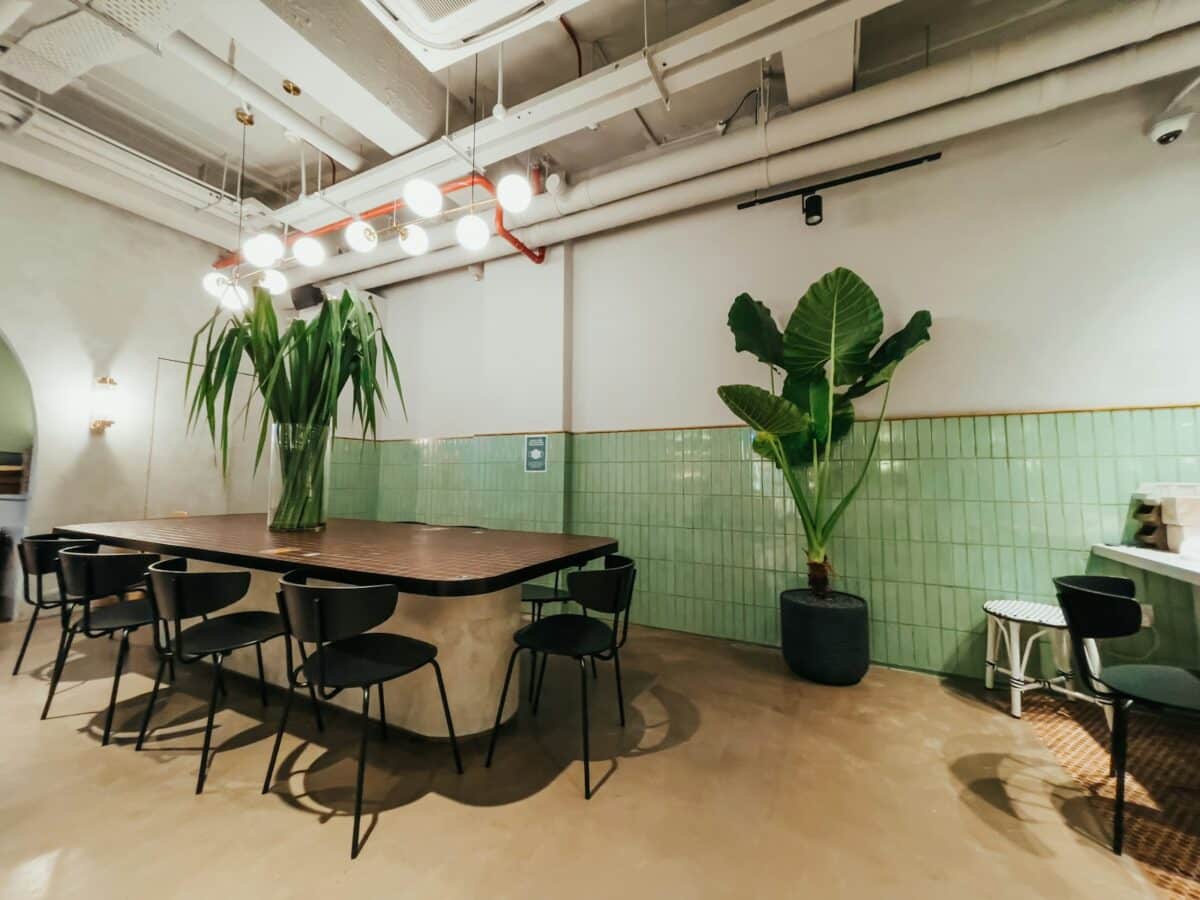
[486,555,636,799]
[137,559,286,793]
[1053,575,1200,855]
[12,534,96,675]
[42,547,160,744]
[263,571,463,859]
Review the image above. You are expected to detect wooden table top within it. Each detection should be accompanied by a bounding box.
[55,514,618,597]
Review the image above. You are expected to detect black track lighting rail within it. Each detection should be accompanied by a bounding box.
[735,151,943,211]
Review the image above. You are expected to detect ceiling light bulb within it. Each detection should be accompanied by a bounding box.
[219,284,250,313]
[202,271,229,298]
[398,224,430,256]
[345,219,378,253]
[243,232,284,267]
[403,178,443,217]
[456,214,489,251]
[259,269,288,296]
[496,173,532,213]
[292,235,326,267]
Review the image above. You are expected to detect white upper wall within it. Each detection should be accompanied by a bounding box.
[570,82,1200,431]
[0,165,265,532]
[379,248,570,438]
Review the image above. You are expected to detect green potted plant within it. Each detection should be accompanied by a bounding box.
[718,267,931,684]
[187,288,402,532]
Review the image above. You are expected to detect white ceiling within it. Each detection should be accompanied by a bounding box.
[0,0,1126,234]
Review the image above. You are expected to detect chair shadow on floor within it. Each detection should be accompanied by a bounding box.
[23,633,702,855]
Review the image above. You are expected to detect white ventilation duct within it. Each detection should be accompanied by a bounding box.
[339,21,1200,289]
[160,33,367,172]
[287,0,1200,288]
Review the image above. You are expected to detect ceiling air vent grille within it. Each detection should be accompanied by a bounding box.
[360,0,588,71]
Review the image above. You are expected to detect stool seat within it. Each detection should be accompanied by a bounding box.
[982,598,1066,629]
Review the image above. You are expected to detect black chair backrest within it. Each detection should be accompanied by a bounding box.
[278,570,398,645]
[148,558,250,621]
[1053,574,1141,696]
[19,534,98,578]
[569,555,637,625]
[59,547,159,601]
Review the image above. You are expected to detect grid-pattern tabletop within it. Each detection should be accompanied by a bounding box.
[54,515,617,597]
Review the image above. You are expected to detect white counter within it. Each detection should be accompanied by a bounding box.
[1090,543,1200,587]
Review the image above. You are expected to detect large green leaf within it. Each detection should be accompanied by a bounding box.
[727,292,783,367]
[843,310,933,400]
[782,267,883,386]
[717,384,810,436]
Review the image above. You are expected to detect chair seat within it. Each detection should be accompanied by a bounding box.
[522,583,571,605]
[983,598,1066,629]
[515,613,613,657]
[1101,664,1200,713]
[84,598,155,632]
[179,611,285,656]
[302,632,437,688]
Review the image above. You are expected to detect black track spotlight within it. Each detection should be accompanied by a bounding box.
[804,193,823,226]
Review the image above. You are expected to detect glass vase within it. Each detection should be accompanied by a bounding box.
[268,422,332,532]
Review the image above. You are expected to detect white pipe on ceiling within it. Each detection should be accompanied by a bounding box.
[290,0,1200,287]
[340,21,1200,290]
[161,33,367,172]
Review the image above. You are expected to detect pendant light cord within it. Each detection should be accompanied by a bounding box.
[234,117,247,281]
[471,53,479,207]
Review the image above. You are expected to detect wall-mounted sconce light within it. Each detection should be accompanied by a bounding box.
[90,376,118,433]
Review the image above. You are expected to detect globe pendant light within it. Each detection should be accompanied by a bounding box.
[202,271,230,298]
[456,214,489,251]
[345,219,378,253]
[496,173,532,212]
[292,235,326,267]
[259,269,288,296]
[243,232,284,267]
[220,283,250,312]
[398,224,430,256]
[403,178,443,217]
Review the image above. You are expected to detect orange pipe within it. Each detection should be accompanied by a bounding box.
[213,169,546,269]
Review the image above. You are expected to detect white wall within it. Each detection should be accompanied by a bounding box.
[379,247,571,438]
[0,166,266,538]
[569,82,1200,431]
[361,83,1200,439]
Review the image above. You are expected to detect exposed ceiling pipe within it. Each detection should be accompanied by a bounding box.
[288,0,1200,286]
[268,0,899,232]
[339,22,1200,290]
[160,33,367,172]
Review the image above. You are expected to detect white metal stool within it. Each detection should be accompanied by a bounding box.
[983,598,1112,725]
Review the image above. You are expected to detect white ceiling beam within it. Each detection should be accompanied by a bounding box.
[782,22,858,109]
[269,0,901,231]
[0,130,238,247]
[202,0,445,156]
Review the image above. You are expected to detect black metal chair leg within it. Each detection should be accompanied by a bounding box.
[297,640,324,731]
[262,680,296,794]
[578,657,591,799]
[431,660,463,774]
[1112,698,1129,855]
[11,604,40,675]
[612,647,626,727]
[351,687,371,860]
[101,630,131,746]
[41,625,75,720]
[377,683,388,741]
[255,643,269,707]
[532,652,549,716]
[196,654,223,794]
[590,656,598,680]
[485,648,521,767]
[167,656,176,683]
[527,651,538,702]
[136,657,168,750]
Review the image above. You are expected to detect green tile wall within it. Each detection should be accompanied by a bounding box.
[330,409,1200,680]
[566,407,1200,678]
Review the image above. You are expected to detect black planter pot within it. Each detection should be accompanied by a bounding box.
[779,589,869,686]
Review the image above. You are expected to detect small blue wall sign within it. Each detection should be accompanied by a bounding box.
[525,435,548,473]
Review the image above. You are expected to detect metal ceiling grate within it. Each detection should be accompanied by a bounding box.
[405,0,478,23]
[0,0,187,94]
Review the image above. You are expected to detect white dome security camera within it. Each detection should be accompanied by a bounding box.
[1148,112,1194,146]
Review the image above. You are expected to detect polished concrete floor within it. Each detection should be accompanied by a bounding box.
[0,616,1154,899]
